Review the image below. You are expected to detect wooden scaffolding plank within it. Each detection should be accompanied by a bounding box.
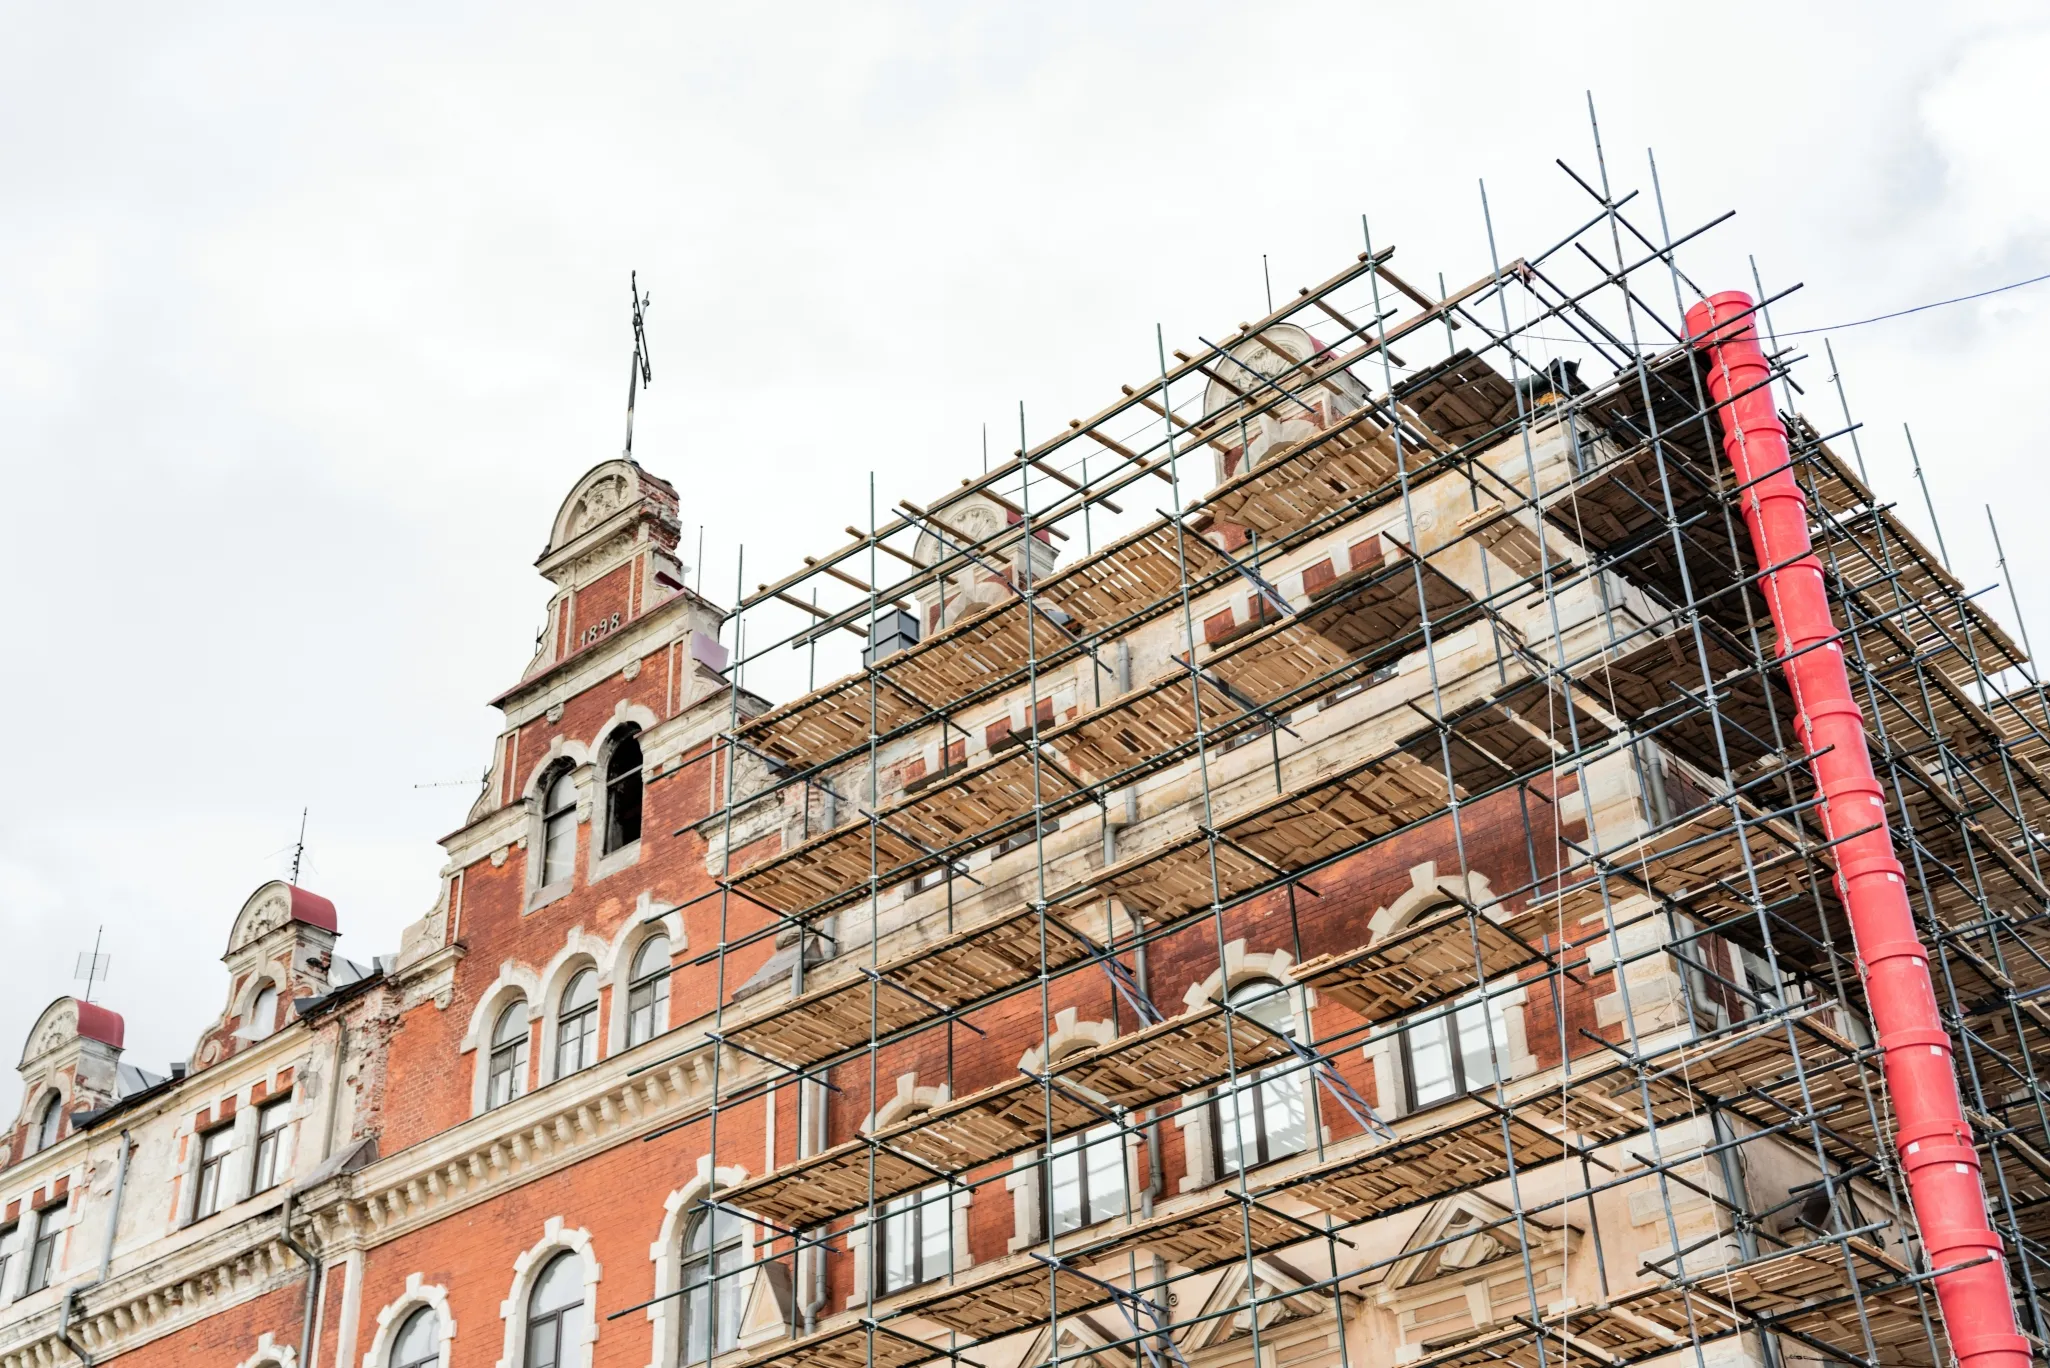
[721,904,1103,1069]
[897,1194,1311,1337]
[720,1005,1292,1229]
[1572,624,1794,776]
[732,1322,944,1368]
[1274,1101,1580,1227]
[737,518,1234,772]
[1290,904,1550,1025]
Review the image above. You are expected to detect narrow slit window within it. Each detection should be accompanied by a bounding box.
[603,729,644,854]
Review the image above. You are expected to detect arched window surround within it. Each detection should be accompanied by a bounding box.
[1005,1011,1138,1252]
[231,1331,298,1368]
[363,1274,456,1368]
[1355,863,1534,1121]
[848,1074,972,1305]
[646,1160,776,1368]
[533,935,608,1086]
[522,739,592,913]
[1171,942,1321,1193]
[462,967,543,1117]
[32,1089,64,1155]
[607,896,685,1053]
[497,1218,601,1368]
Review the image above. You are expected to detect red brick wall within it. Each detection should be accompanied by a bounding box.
[108,1282,304,1368]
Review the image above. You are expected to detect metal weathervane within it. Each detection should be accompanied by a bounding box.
[623,272,653,461]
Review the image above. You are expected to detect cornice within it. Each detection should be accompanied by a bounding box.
[0,1221,306,1368]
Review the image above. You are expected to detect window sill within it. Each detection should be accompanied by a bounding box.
[589,838,643,885]
[527,879,574,914]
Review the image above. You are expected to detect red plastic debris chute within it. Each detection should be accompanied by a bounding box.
[1686,291,2029,1368]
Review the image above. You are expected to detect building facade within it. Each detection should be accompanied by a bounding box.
[1,221,2033,1368]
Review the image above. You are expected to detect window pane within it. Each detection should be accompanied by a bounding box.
[918,1187,950,1278]
[1048,1141,1084,1235]
[543,811,576,885]
[527,1317,561,1368]
[249,984,279,1040]
[633,935,671,981]
[1457,999,1500,1093]
[881,1195,916,1292]
[1407,1014,1455,1108]
[1083,1125,1125,1223]
[530,1251,584,1315]
[1217,1082,1258,1174]
[27,1206,62,1291]
[562,969,597,1012]
[392,1306,437,1368]
[557,1009,595,1076]
[494,1000,529,1045]
[1260,1064,1307,1160]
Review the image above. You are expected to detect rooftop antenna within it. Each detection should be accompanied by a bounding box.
[74,925,110,1003]
[1262,254,1273,313]
[290,807,308,885]
[623,272,654,461]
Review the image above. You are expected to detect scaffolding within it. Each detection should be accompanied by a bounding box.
[617,133,2050,1368]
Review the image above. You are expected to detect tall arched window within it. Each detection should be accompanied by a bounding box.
[488,1000,530,1109]
[248,982,279,1040]
[524,1251,586,1368]
[626,936,671,1048]
[556,970,599,1078]
[680,1203,746,1362]
[389,1305,439,1368]
[541,768,579,887]
[603,728,643,855]
[32,1093,62,1154]
[1212,979,1307,1175]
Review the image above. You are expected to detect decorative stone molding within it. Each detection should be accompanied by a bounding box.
[645,1157,755,1368]
[234,1329,298,1368]
[300,1032,729,1255]
[850,1075,970,1304]
[362,1272,456,1368]
[0,1230,306,1368]
[496,1217,601,1368]
[1174,942,1318,1192]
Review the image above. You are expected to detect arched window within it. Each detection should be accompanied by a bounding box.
[626,936,671,1048]
[1041,1042,1126,1237]
[524,1250,586,1368]
[33,1092,62,1154]
[248,982,280,1040]
[603,728,643,855]
[1212,979,1307,1175]
[488,1000,530,1109]
[556,970,599,1078]
[390,1305,439,1368]
[541,768,579,887]
[680,1203,746,1362]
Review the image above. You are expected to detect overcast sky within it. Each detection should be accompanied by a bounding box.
[4,2,2047,1117]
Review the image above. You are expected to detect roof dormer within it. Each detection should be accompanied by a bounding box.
[189,881,341,1072]
[10,996,125,1165]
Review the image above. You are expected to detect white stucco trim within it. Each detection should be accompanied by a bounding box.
[608,897,683,1054]
[534,933,610,1085]
[462,966,543,1118]
[645,1157,757,1368]
[233,1330,298,1368]
[851,1075,970,1305]
[361,1272,456,1368]
[1174,942,1319,1193]
[497,1217,602,1368]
